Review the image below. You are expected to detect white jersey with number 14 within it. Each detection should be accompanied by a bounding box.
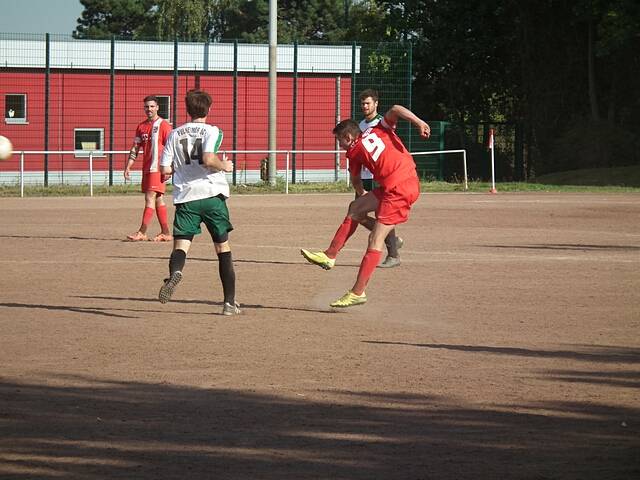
[160,122,229,204]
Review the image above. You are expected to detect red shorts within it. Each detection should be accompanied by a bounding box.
[372,177,420,225]
[141,172,166,194]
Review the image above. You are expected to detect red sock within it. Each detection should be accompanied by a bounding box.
[352,249,382,295]
[325,216,359,258]
[141,207,155,229]
[156,204,169,231]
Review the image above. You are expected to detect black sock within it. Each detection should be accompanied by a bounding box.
[169,249,187,275]
[218,251,236,304]
[385,229,398,257]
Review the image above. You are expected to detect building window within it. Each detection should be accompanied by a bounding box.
[5,94,27,124]
[74,128,104,157]
[157,95,170,122]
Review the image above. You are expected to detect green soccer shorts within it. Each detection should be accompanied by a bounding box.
[173,195,233,241]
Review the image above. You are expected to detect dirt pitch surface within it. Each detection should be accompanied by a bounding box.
[1,192,639,479]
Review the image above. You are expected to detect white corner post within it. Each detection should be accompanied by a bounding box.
[489,128,497,194]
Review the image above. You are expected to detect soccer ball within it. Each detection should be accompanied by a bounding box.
[0,135,13,160]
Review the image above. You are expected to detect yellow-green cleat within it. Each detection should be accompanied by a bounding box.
[300,249,335,270]
[330,290,367,308]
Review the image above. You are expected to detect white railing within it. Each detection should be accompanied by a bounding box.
[5,148,468,197]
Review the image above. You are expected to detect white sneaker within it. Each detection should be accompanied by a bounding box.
[222,301,242,316]
[378,256,401,268]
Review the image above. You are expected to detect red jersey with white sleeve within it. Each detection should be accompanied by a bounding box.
[133,117,172,174]
[346,116,417,190]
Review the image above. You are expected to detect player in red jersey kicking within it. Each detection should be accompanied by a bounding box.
[301,104,430,308]
[124,95,173,242]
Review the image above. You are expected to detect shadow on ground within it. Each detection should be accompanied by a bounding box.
[0,375,638,479]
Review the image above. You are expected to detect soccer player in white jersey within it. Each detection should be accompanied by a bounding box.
[356,89,403,268]
[157,89,240,316]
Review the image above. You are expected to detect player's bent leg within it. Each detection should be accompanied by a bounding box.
[348,193,378,220]
[359,215,376,231]
[159,239,192,304]
[379,229,402,268]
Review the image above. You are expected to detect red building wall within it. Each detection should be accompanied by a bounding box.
[0,70,353,177]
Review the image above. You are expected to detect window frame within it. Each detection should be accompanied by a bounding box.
[156,95,171,123]
[74,128,105,157]
[4,93,28,124]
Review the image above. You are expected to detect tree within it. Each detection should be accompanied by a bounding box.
[155,0,241,41]
[73,0,157,39]
[222,0,351,42]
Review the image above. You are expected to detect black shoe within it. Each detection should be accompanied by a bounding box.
[159,271,182,304]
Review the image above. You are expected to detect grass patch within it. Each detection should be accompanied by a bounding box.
[2,172,640,197]
[533,165,640,188]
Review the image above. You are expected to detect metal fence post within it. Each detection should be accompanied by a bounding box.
[351,41,357,118]
[109,35,115,186]
[44,33,50,187]
[232,39,238,186]
[89,151,94,197]
[406,40,413,153]
[172,36,178,126]
[335,76,341,181]
[291,40,298,184]
[20,151,24,198]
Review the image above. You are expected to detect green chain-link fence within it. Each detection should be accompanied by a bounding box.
[1,34,470,188]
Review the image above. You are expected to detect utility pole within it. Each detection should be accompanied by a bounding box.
[268,0,277,185]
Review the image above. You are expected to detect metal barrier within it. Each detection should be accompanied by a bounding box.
[8,148,467,197]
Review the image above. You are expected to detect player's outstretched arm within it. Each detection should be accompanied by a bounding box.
[203,152,234,173]
[386,105,431,139]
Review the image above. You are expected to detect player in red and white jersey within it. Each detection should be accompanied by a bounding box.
[123,95,173,242]
[301,104,430,308]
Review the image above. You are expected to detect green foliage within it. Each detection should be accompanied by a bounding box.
[155,0,242,41]
[366,52,392,74]
[542,118,639,174]
[73,0,157,39]
[222,0,350,42]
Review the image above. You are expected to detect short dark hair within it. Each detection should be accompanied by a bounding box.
[185,89,212,119]
[332,119,361,138]
[143,95,159,104]
[359,88,379,102]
